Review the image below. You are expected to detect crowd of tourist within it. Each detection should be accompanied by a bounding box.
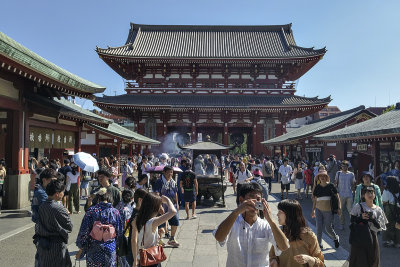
[23,150,400,267]
[29,153,198,267]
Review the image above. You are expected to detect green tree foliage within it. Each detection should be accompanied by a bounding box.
[383,105,395,114]
[230,134,247,155]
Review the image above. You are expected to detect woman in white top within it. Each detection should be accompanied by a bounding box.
[292,162,304,200]
[131,193,176,267]
[349,185,388,267]
[66,164,80,214]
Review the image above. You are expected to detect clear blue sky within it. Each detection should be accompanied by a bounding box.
[2,0,399,111]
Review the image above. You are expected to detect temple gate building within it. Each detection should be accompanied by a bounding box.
[94,23,331,155]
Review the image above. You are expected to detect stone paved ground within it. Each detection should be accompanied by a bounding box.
[0,180,397,266]
[158,184,349,267]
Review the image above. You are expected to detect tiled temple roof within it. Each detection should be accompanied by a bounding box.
[96,23,326,59]
[94,94,331,109]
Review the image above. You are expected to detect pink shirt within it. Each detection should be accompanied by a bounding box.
[111,166,119,185]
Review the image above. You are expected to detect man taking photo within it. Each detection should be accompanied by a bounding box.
[213,183,289,267]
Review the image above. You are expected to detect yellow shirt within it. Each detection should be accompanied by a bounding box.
[0,167,6,184]
[270,229,324,267]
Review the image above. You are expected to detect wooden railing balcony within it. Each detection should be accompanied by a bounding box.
[125,81,296,95]
[125,87,295,95]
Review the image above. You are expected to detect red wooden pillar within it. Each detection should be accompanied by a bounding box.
[223,123,229,145]
[134,144,141,154]
[24,115,30,173]
[372,141,380,179]
[191,123,197,143]
[129,144,133,157]
[252,124,258,156]
[11,110,26,174]
[301,142,306,159]
[75,124,82,153]
[117,140,121,172]
[95,132,100,157]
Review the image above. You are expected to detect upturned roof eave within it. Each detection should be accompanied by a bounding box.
[96,50,325,61]
[0,32,106,95]
[93,102,330,110]
[93,95,331,109]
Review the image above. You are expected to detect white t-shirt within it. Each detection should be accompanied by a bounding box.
[66,172,80,184]
[278,165,292,185]
[235,169,252,184]
[350,203,388,233]
[213,215,284,267]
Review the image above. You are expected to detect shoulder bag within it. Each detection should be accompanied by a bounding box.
[117,222,130,257]
[117,209,139,256]
[330,184,339,215]
[139,224,167,266]
[83,173,92,182]
[349,204,373,246]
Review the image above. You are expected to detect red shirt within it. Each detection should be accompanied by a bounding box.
[305,169,313,185]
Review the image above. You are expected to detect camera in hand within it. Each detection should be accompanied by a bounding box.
[255,201,263,210]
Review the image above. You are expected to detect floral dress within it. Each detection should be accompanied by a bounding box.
[76,202,123,267]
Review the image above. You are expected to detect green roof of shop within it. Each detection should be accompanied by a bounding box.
[314,109,400,141]
[53,97,159,144]
[53,98,158,144]
[262,106,374,145]
[53,98,112,125]
[88,122,160,145]
[0,31,105,94]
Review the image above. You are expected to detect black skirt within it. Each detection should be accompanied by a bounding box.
[349,230,380,267]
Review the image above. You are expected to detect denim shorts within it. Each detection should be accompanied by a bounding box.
[80,180,89,189]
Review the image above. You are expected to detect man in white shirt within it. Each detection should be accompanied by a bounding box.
[335,160,356,230]
[213,183,289,267]
[278,158,293,199]
[234,162,253,205]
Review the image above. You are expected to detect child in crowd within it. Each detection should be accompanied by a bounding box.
[304,164,314,198]
[251,169,269,201]
[136,174,149,190]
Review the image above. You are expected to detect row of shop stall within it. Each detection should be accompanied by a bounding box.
[263,104,400,182]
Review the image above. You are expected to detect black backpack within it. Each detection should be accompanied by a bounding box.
[117,208,138,257]
[137,161,143,176]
